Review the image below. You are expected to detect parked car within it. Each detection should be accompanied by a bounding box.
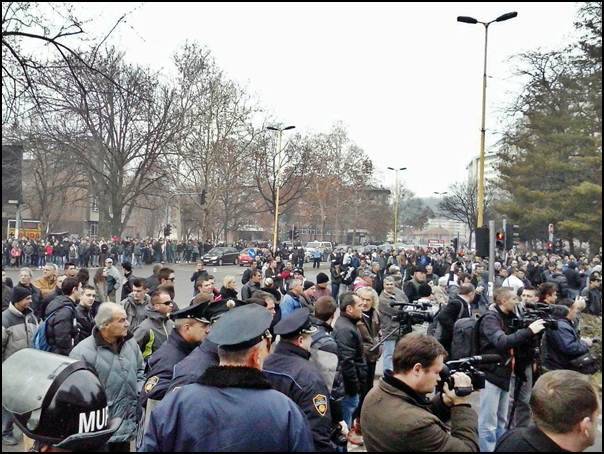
[238,248,260,267]
[202,247,241,266]
[305,241,333,260]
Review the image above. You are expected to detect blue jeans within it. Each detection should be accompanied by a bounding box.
[382,340,397,374]
[341,393,359,429]
[2,405,14,436]
[479,379,511,452]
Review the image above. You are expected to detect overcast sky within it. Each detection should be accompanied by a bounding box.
[76,2,580,197]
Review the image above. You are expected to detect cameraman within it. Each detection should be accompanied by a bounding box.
[361,333,479,452]
[495,370,599,452]
[477,287,546,452]
[541,298,593,372]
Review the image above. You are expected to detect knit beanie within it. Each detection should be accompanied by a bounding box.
[12,286,32,304]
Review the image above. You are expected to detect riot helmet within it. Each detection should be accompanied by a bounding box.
[2,349,121,451]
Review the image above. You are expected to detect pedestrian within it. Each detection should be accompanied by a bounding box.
[70,302,145,452]
[132,288,174,362]
[2,287,39,446]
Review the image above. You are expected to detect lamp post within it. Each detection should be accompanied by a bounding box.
[267,125,296,254]
[458,11,517,227]
[387,167,407,243]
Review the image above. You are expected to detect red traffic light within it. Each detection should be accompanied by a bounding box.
[496,232,505,241]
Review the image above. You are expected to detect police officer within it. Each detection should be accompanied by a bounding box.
[141,304,315,452]
[141,301,212,407]
[2,348,120,452]
[263,308,335,451]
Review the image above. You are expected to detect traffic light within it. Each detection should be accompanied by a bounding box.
[293,226,300,240]
[164,224,172,237]
[505,224,520,249]
[546,241,554,253]
[450,237,459,252]
[495,231,505,249]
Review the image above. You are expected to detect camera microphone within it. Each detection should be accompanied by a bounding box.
[446,354,502,368]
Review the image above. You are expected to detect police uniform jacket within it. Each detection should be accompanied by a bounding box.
[263,341,334,452]
[169,339,219,391]
[141,329,197,406]
[141,366,315,452]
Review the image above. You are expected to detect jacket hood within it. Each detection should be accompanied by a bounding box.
[46,295,76,314]
[125,293,150,306]
[144,302,169,321]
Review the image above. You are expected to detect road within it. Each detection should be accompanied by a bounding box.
[2,262,601,452]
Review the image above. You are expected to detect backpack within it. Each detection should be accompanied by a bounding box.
[450,313,487,360]
[33,305,76,351]
[427,300,465,344]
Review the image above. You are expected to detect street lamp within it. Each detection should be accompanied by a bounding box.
[387,167,407,243]
[266,125,296,254]
[458,11,517,227]
[433,191,448,196]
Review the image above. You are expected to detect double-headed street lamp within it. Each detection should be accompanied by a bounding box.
[266,125,296,254]
[458,11,517,227]
[387,166,407,243]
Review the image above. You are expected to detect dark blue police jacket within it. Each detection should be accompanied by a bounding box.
[141,329,198,406]
[169,339,219,391]
[263,341,334,452]
[141,366,315,452]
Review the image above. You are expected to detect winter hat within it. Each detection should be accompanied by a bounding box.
[12,286,32,304]
[303,280,315,291]
[316,272,329,284]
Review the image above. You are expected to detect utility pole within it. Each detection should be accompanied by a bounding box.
[488,220,496,304]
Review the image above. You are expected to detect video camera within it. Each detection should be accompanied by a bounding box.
[437,354,502,397]
[390,300,435,326]
[510,303,558,331]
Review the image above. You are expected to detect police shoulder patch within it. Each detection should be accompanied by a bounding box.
[144,375,160,394]
[313,394,328,416]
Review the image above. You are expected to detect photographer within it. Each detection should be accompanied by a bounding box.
[477,287,546,452]
[361,333,479,452]
[495,370,599,452]
[541,297,593,372]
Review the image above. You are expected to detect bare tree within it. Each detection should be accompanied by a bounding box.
[2,2,131,124]
[35,49,184,236]
[438,180,494,245]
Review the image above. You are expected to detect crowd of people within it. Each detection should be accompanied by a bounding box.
[1,239,602,452]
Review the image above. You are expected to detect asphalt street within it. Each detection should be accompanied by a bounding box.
[3,262,602,452]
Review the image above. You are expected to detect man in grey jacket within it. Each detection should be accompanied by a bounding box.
[121,278,150,333]
[133,288,174,362]
[70,302,145,451]
[2,287,39,445]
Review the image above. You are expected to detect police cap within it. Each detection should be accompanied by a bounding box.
[170,301,211,324]
[274,308,317,338]
[208,304,272,351]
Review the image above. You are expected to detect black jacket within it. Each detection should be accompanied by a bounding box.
[477,305,534,391]
[191,270,209,295]
[333,314,367,396]
[219,286,239,301]
[45,295,78,356]
[241,282,261,301]
[263,342,334,451]
[495,426,568,452]
[141,329,198,406]
[436,295,472,354]
[74,304,94,345]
